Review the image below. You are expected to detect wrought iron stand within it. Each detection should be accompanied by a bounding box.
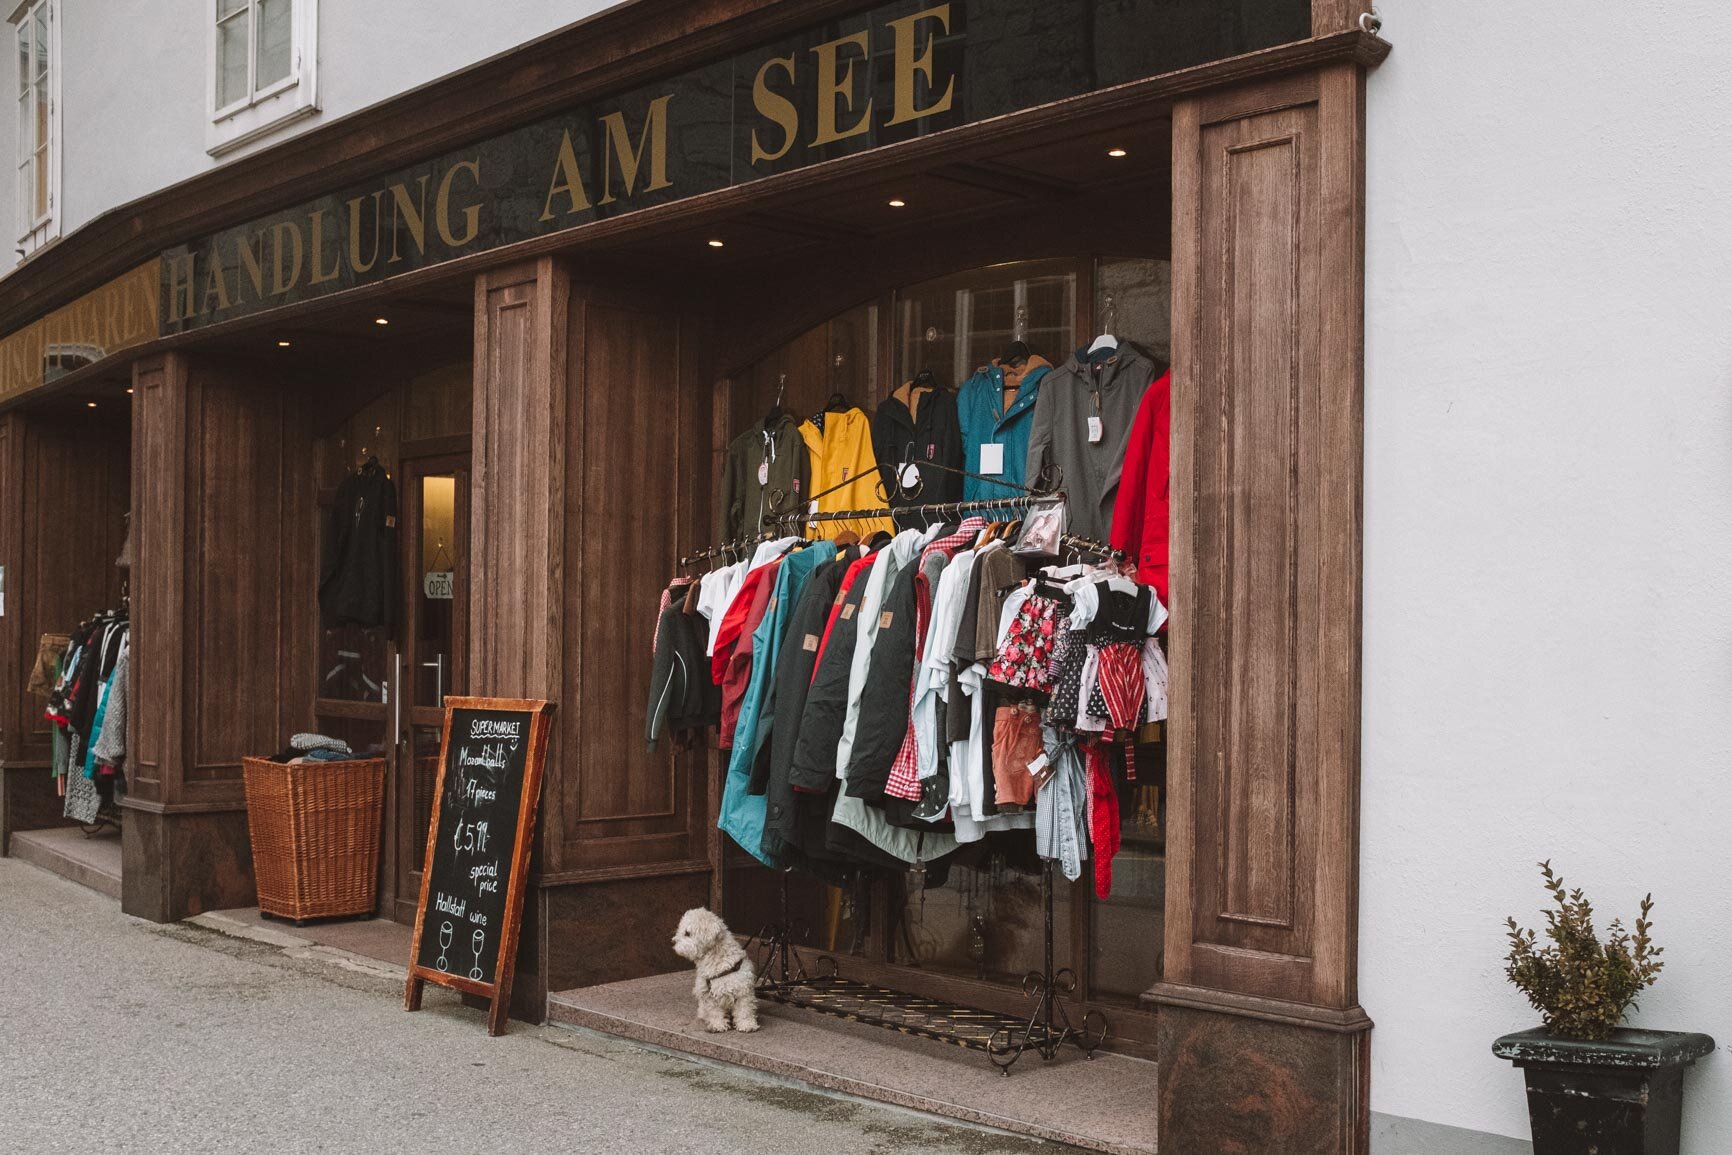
[752,863,1106,1075]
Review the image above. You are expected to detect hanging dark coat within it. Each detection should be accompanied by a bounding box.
[717,414,811,543]
[872,382,964,529]
[319,463,400,634]
[843,559,923,804]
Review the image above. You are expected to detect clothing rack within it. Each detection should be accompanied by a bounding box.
[753,862,1105,1074]
[769,492,1049,528]
[1059,534,1128,564]
[678,536,762,569]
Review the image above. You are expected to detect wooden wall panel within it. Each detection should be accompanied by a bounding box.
[469,259,566,702]
[1163,62,1363,1012]
[130,354,188,805]
[402,361,475,444]
[0,412,127,769]
[552,287,709,876]
[187,379,289,782]
[130,352,315,807]
[0,414,20,767]
[1311,0,1375,37]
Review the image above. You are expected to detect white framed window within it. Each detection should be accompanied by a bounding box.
[12,0,57,249]
[206,0,317,157]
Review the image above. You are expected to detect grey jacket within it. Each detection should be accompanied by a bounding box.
[1025,343,1162,542]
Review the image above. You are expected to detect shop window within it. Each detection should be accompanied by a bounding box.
[894,260,1077,387]
[12,0,56,251]
[721,255,1173,1036]
[208,0,318,157]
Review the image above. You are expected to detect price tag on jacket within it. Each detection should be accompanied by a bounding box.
[900,463,920,488]
[1087,416,1104,443]
[979,443,1005,475]
[758,460,770,486]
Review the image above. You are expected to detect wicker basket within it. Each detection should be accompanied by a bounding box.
[242,755,387,923]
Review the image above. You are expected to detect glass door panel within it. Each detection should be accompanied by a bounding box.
[393,453,469,920]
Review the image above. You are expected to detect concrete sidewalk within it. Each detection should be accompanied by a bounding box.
[0,857,1068,1154]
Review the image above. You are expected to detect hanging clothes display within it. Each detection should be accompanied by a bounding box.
[799,406,895,538]
[319,460,400,634]
[1025,342,1163,542]
[718,540,839,868]
[717,413,811,542]
[661,317,1176,911]
[871,377,963,528]
[45,607,131,825]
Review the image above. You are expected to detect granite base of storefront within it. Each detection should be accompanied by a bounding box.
[549,971,1158,1155]
[10,825,122,899]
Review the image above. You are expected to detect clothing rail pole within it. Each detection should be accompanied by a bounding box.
[1043,860,1056,1047]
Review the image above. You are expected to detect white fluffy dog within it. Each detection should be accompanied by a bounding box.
[671,907,760,1033]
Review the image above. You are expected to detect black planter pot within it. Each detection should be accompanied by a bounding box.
[1493,1027,1715,1155]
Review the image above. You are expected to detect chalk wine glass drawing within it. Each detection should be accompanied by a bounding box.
[437,921,453,971]
[471,928,486,980]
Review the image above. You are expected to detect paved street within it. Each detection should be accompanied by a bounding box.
[0,858,1055,1155]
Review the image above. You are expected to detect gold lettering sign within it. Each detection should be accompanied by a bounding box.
[0,262,160,402]
[131,0,1311,337]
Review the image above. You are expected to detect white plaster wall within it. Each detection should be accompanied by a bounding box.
[1361,0,1732,1148]
[4,0,621,270]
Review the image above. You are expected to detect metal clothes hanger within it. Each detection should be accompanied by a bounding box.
[1088,294,1120,354]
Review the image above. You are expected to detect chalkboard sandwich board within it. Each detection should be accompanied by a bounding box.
[404,696,554,1035]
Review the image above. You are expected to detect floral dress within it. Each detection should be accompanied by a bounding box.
[986,594,1062,694]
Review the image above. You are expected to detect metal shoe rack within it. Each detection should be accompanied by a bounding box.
[751,865,1107,1075]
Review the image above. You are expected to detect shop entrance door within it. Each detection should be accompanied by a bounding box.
[389,451,470,922]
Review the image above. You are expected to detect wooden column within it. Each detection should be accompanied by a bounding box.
[469,259,713,1018]
[1154,62,1372,1155]
[124,352,315,921]
[469,258,569,702]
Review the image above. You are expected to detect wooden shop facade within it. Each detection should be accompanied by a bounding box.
[0,1,1388,1149]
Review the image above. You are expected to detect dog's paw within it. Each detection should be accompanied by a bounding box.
[734,1020,761,1033]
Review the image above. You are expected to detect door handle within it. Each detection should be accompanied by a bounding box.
[421,656,444,707]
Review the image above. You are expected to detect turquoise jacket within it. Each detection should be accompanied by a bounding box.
[717,541,837,868]
[956,363,1049,501]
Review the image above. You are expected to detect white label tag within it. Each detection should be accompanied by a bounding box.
[1087,416,1104,444]
[758,460,770,486]
[979,443,1005,475]
[900,462,920,488]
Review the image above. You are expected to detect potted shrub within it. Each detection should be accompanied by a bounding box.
[1493,861,1714,1155]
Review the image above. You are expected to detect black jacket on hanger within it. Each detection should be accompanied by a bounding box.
[319,462,400,635]
[872,382,963,529]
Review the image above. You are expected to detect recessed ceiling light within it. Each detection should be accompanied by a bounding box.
[887,198,907,208]
[126,387,134,394]
[1107,147,1128,158]
[86,401,97,408]
[374,317,389,326]
[277,339,292,347]
[707,239,725,248]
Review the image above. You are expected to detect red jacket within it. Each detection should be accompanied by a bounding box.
[716,561,783,747]
[1109,370,1172,606]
